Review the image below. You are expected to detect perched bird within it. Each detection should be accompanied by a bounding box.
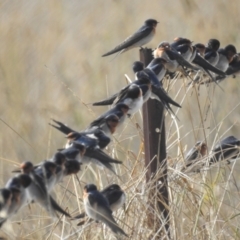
[204,39,220,66]
[92,71,151,112]
[153,41,199,73]
[86,114,120,140]
[171,37,195,62]
[133,61,162,87]
[216,53,240,82]
[184,141,208,172]
[194,43,206,57]
[215,44,237,72]
[73,184,126,222]
[132,61,181,110]
[63,160,82,176]
[0,174,32,227]
[50,118,113,148]
[14,161,71,218]
[210,136,240,164]
[102,19,158,57]
[34,161,59,193]
[89,103,129,128]
[146,57,169,83]
[60,141,86,162]
[225,53,240,77]
[83,184,128,237]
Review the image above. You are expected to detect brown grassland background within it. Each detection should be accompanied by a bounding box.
[0,0,240,239]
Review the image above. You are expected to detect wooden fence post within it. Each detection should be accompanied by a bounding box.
[140,48,170,238]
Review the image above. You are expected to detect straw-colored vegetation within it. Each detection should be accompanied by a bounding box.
[0,0,240,239]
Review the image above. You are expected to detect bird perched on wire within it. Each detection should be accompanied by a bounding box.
[184,141,208,172]
[209,136,240,164]
[73,184,126,224]
[102,19,159,57]
[83,184,128,237]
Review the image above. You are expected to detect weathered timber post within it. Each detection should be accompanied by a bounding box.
[140,48,170,238]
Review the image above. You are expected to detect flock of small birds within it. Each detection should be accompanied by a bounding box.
[0,18,240,239]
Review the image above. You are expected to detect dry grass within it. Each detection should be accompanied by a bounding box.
[0,0,240,239]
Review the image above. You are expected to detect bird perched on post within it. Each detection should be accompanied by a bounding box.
[102,19,159,57]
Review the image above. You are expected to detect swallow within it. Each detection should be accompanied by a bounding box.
[99,184,126,212]
[102,19,158,57]
[170,37,195,62]
[1,174,32,227]
[225,53,240,77]
[50,152,67,187]
[204,39,220,66]
[96,81,147,117]
[89,103,129,129]
[133,61,181,116]
[60,141,86,162]
[34,161,58,193]
[215,44,237,72]
[63,159,81,176]
[14,161,71,218]
[50,119,112,148]
[85,115,120,140]
[133,61,162,87]
[184,141,208,172]
[153,41,199,74]
[74,184,126,225]
[132,60,181,118]
[146,57,169,83]
[83,184,128,237]
[92,72,151,117]
[215,52,240,82]
[52,159,81,186]
[209,136,240,164]
[194,43,206,57]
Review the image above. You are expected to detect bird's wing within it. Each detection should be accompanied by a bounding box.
[193,54,226,75]
[92,92,119,106]
[167,50,199,71]
[102,25,153,57]
[49,119,76,135]
[151,85,181,108]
